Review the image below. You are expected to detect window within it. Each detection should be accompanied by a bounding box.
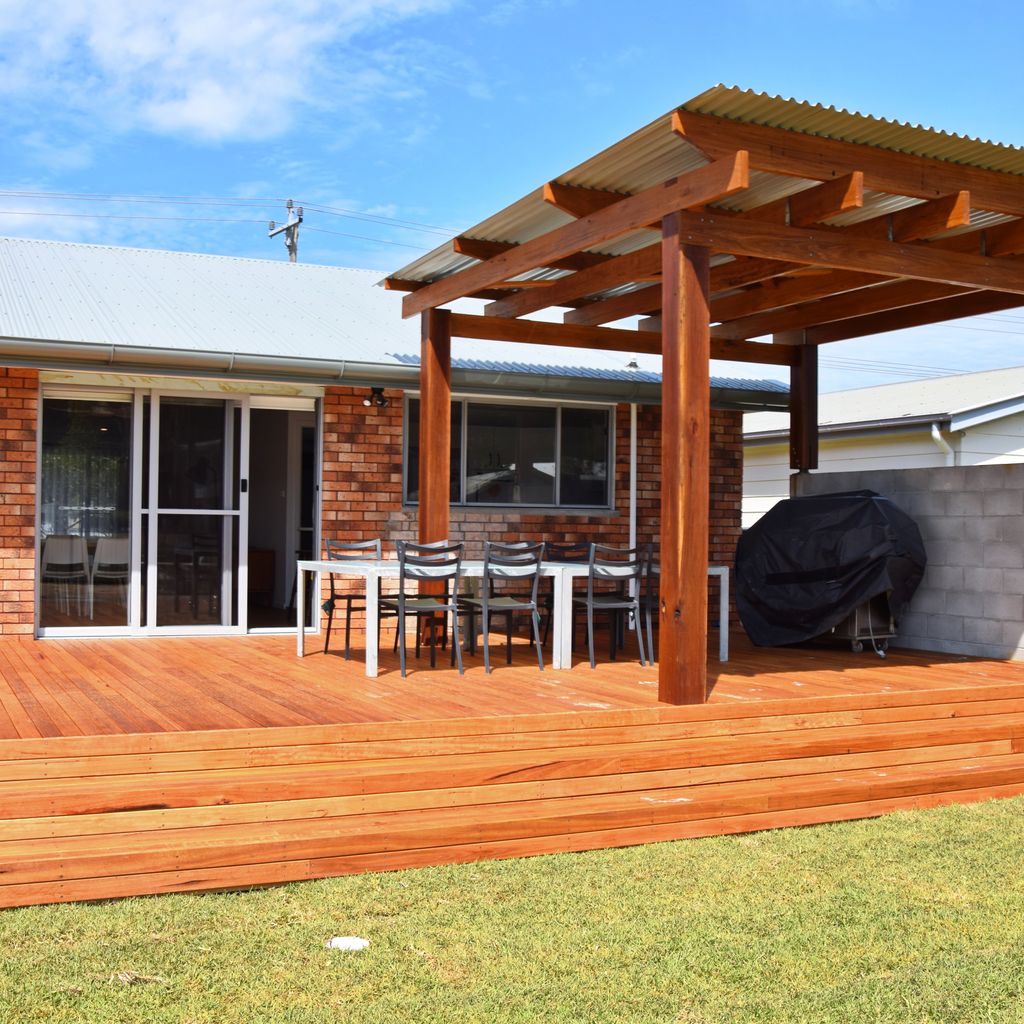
[405,398,613,509]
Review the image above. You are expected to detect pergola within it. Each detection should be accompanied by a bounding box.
[386,86,1024,706]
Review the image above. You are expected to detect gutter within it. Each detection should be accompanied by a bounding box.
[0,336,788,410]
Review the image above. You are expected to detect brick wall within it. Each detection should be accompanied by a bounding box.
[319,385,743,627]
[0,368,38,635]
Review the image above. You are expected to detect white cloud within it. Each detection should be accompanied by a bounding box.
[0,0,459,142]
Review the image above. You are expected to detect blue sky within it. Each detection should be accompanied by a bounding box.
[0,0,1022,391]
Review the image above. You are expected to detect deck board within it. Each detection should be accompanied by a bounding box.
[2,632,1024,908]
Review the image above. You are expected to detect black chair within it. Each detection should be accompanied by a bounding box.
[322,538,383,659]
[541,540,591,646]
[640,543,658,664]
[379,541,465,678]
[572,543,648,669]
[462,541,545,673]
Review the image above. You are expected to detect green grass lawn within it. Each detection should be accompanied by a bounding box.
[2,797,1024,1023]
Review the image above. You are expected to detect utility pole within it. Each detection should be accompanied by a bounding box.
[268,199,303,262]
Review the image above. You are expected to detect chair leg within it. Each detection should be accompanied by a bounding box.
[646,603,654,668]
[609,609,617,661]
[452,605,464,675]
[587,604,596,670]
[323,603,334,654]
[482,607,491,674]
[398,606,407,678]
[532,609,544,671]
[344,600,353,660]
[635,601,647,667]
[506,612,513,665]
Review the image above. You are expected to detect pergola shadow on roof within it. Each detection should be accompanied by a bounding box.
[386,85,1024,706]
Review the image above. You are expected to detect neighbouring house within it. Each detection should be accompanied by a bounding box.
[743,366,1024,527]
[0,235,786,641]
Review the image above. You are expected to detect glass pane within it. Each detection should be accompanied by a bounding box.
[155,514,233,626]
[560,408,611,507]
[466,404,555,505]
[405,399,461,503]
[158,398,228,510]
[40,399,132,628]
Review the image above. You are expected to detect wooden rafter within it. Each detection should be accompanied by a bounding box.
[401,152,751,317]
[713,278,970,341]
[742,172,864,226]
[542,182,624,218]
[483,244,661,319]
[670,210,1024,295]
[447,311,798,366]
[672,110,1024,217]
[805,290,1024,344]
[453,236,609,272]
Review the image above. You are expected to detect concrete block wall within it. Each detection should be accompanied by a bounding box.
[795,464,1024,660]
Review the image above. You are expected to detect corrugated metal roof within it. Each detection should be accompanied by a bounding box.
[745,364,1024,436]
[390,85,1024,291]
[0,236,422,360]
[391,352,787,393]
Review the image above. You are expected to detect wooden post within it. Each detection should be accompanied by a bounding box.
[779,330,819,472]
[418,308,452,546]
[659,213,710,705]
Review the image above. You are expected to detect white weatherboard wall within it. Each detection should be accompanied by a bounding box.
[743,430,950,528]
[744,411,1024,529]
[795,465,1024,661]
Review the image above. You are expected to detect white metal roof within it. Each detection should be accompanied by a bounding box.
[0,236,421,360]
[745,365,1024,436]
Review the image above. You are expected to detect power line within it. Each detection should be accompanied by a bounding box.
[0,188,458,236]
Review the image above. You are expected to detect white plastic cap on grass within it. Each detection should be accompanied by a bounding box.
[326,936,370,951]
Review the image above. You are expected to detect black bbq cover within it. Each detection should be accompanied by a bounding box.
[735,490,927,647]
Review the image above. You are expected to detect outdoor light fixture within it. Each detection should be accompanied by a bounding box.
[363,387,389,409]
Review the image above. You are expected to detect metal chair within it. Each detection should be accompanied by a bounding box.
[90,534,130,619]
[40,534,89,617]
[572,543,648,669]
[462,541,545,673]
[541,540,591,646]
[379,541,465,678]
[639,543,658,664]
[322,538,383,659]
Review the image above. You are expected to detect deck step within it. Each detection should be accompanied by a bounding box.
[1,687,1023,907]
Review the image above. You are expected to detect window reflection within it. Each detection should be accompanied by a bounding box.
[40,399,132,627]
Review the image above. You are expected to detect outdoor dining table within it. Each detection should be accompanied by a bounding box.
[295,558,729,677]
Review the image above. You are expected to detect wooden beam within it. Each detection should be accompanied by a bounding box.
[402,152,750,317]
[450,311,659,354]
[805,290,1023,345]
[565,256,801,327]
[564,284,662,326]
[543,182,624,218]
[659,218,710,705]
[712,269,881,322]
[986,219,1024,258]
[843,192,972,242]
[743,173,864,226]
[418,309,451,547]
[778,332,818,471]
[447,311,798,366]
[672,110,1024,217]
[383,276,509,302]
[484,244,661,319]
[670,210,1024,295]
[453,236,609,272]
[713,279,969,341]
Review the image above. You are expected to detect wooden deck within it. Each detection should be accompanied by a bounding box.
[2,633,1024,908]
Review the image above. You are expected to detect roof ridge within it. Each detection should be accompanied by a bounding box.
[0,235,380,274]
